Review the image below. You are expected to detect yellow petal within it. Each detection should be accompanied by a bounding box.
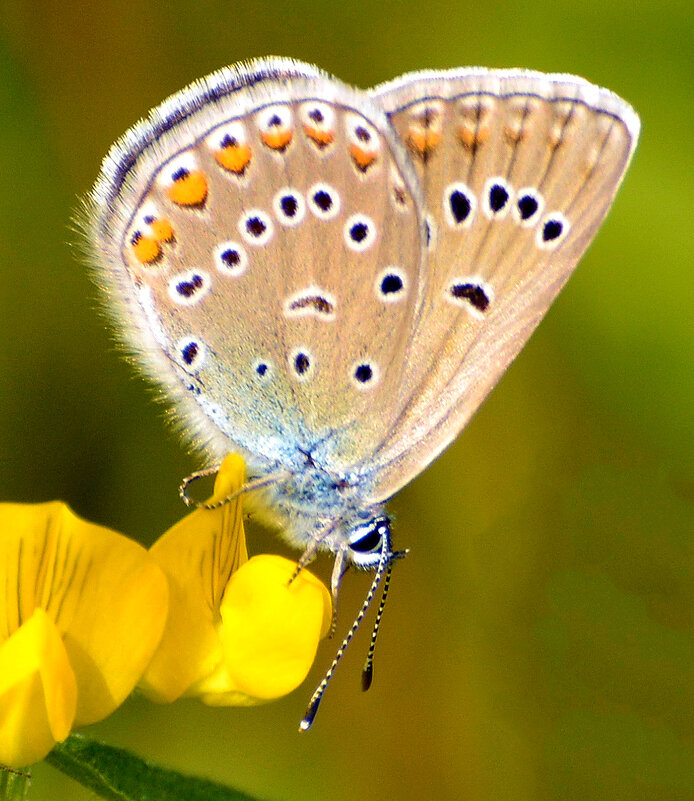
[140,454,248,702]
[0,608,76,768]
[0,501,169,727]
[217,555,332,701]
[187,661,262,707]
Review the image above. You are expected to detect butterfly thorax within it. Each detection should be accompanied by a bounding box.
[246,460,388,569]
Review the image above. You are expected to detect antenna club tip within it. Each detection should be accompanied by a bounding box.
[361,664,373,692]
[300,698,320,731]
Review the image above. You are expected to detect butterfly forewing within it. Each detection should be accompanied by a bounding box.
[88,60,426,472]
[365,69,639,500]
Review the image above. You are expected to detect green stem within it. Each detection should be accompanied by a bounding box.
[45,734,264,801]
[0,768,30,801]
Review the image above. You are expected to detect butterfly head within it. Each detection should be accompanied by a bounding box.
[346,514,391,569]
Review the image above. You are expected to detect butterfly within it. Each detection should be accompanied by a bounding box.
[85,58,639,726]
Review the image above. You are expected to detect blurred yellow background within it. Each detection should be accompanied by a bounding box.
[1,1,692,799]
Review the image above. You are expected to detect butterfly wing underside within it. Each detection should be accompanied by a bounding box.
[87,59,427,473]
[365,69,640,501]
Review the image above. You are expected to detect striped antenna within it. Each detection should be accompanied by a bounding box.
[300,528,394,732]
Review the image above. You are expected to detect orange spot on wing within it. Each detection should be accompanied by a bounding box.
[166,171,208,206]
[131,233,161,264]
[304,124,334,147]
[504,123,525,144]
[150,218,174,242]
[261,128,293,150]
[458,124,490,150]
[215,143,252,173]
[548,123,565,150]
[407,127,442,158]
[349,144,378,171]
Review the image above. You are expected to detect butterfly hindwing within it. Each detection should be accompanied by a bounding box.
[365,69,639,500]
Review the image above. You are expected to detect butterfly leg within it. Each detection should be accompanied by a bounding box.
[179,466,220,506]
[329,548,349,637]
[289,519,338,586]
[288,538,322,584]
[181,466,292,509]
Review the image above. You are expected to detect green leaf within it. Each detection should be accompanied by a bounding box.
[0,767,30,801]
[45,734,266,801]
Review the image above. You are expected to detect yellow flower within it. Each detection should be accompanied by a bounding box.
[0,502,168,768]
[140,454,332,706]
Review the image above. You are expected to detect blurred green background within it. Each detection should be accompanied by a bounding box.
[1,0,692,799]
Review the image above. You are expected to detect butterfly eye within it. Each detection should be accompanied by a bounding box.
[349,530,382,553]
[347,516,390,556]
